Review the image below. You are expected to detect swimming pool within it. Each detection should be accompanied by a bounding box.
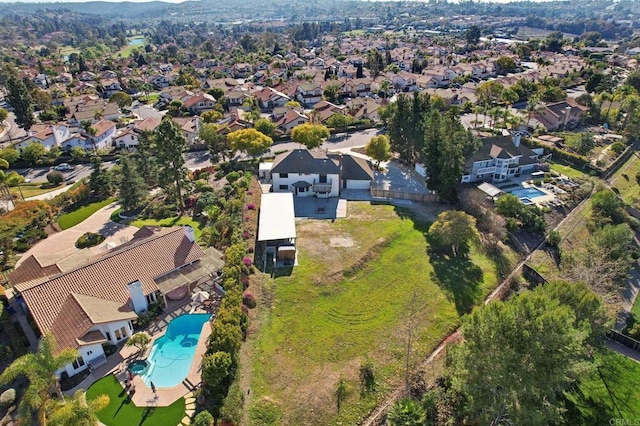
[509,187,546,200]
[141,314,210,388]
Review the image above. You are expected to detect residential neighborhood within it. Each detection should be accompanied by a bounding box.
[0,0,640,425]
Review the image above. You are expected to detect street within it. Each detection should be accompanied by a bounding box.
[15,162,115,183]
[184,128,383,170]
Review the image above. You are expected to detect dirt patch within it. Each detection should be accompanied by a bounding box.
[330,236,354,247]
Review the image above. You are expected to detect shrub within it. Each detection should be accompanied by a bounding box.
[0,388,15,408]
[611,142,626,156]
[225,171,240,183]
[242,291,256,309]
[505,217,519,232]
[75,232,106,249]
[193,410,214,426]
[243,257,252,266]
[240,275,250,288]
[246,203,256,210]
[547,230,561,247]
[533,179,542,187]
[46,170,64,185]
[359,360,376,396]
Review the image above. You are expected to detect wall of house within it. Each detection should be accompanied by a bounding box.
[115,133,139,150]
[345,179,371,190]
[272,172,340,197]
[58,342,105,378]
[94,127,116,150]
[95,320,134,345]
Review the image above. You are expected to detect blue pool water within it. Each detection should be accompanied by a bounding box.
[141,314,210,388]
[509,187,546,200]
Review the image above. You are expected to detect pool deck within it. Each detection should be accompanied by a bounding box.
[65,287,222,410]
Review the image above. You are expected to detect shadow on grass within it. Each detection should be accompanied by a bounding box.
[113,394,132,418]
[429,252,484,315]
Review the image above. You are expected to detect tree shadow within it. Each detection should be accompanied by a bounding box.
[429,253,484,315]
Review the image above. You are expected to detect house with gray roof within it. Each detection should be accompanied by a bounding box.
[269,148,374,197]
[462,133,543,183]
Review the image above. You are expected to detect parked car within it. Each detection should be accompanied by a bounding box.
[53,163,74,171]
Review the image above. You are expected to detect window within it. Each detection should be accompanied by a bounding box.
[279,185,288,190]
[319,174,327,183]
[87,350,92,356]
[115,328,122,340]
[280,173,288,178]
[146,292,156,304]
[72,356,85,370]
[106,332,111,341]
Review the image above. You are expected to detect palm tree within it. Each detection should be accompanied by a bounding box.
[386,398,425,426]
[0,334,77,425]
[526,94,541,130]
[47,391,109,426]
[380,80,392,101]
[0,158,14,209]
[6,171,25,202]
[472,105,483,129]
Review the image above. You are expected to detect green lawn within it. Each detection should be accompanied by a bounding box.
[248,202,500,425]
[565,351,640,422]
[57,198,117,230]
[86,375,185,426]
[9,183,62,199]
[131,216,203,240]
[549,161,586,179]
[610,153,640,209]
[113,37,145,58]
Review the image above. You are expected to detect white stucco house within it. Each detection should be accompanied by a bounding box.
[461,133,543,183]
[268,148,374,197]
[9,226,223,378]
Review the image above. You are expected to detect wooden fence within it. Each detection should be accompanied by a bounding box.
[370,188,438,203]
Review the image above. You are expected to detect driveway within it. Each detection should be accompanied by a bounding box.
[373,161,430,194]
[16,201,138,267]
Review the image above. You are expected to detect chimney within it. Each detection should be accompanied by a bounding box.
[184,225,196,243]
[513,132,521,147]
[127,280,148,314]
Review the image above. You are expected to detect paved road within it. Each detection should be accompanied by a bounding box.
[184,128,383,170]
[0,112,27,146]
[15,161,115,183]
[131,101,164,120]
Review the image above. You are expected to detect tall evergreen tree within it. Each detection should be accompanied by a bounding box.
[6,76,34,130]
[89,156,113,199]
[155,118,188,209]
[134,130,158,187]
[118,156,147,213]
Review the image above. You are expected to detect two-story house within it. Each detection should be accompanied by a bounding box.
[461,133,542,183]
[532,99,588,131]
[295,82,323,107]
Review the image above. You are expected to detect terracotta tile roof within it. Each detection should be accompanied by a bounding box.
[92,120,115,136]
[73,293,137,324]
[77,330,108,347]
[8,255,61,286]
[134,117,161,133]
[19,227,205,350]
[49,295,94,352]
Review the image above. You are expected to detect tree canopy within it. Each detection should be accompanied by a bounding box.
[226,128,273,158]
[155,118,188,208]
[429,210,479,257]
[290,123,330,150]
[365,134,391,167]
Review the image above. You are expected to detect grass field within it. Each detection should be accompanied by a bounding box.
[57,198,116,230]
[131,216,203,240]
[609,152,640,208]
[549,161,587,179]
[565,351,640,422]
[86,375,185,426]
[113,37,145,58]
[248,202,500,425]
[9,183,62,199]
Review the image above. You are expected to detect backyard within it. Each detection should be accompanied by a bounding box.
[247,202,500,425]
[565,350,640,422]
[130,216,204,240]
[86,375,185,426]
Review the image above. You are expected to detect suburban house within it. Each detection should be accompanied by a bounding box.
[100,79,123,98]
[461,133,543,183]
[295,82,323,106]
[255,87,291,110]
[275,109,309,133]
[532,99,588,131]
[183,92,217,114]
[87,120,117,151]
[16,124,75,151]
[9,226,223,378]
[268,149,374,197]
[172,116,201,144]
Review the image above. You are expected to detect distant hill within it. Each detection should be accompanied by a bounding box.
[0,1,200,18]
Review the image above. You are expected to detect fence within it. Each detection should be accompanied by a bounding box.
[607,329,640,353]
[370,188,438,203]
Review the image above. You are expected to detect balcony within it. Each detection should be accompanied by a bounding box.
[313,179,332,193]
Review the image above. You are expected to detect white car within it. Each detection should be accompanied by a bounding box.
[53,163,74,172]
